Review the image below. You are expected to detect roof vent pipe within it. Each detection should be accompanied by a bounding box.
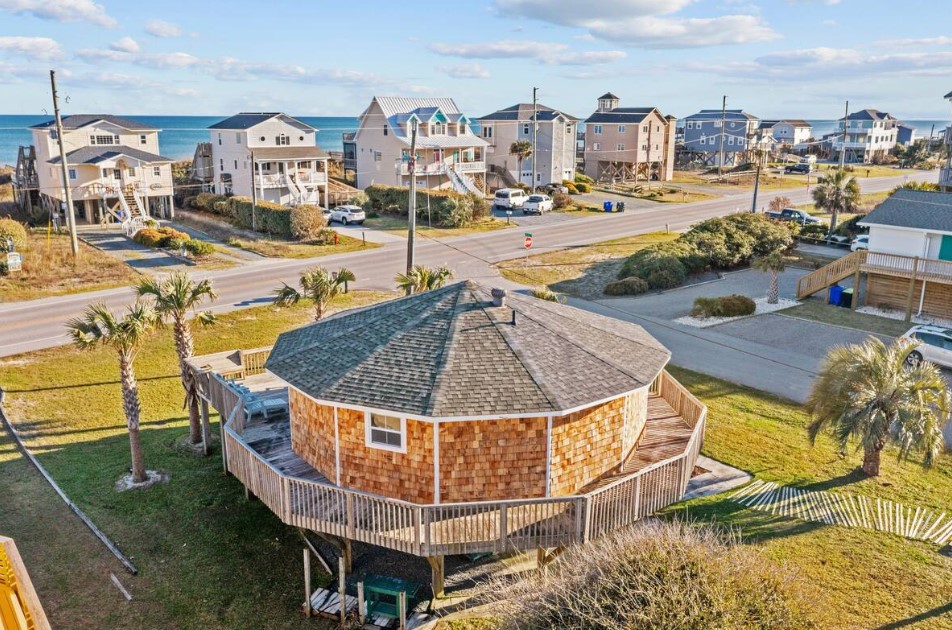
[491,287,507,307]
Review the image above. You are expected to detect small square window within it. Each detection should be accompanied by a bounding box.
[366,413,404,451]
[236,132,242,143]
[593,125,602,135]
[616,144,625,151]
[139,134,147,145]
[68,168,76,180]
[153,166,161,176]
[618,125,625,133]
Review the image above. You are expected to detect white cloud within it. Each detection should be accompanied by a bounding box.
[495,0,691,24]
[144,19,184,38]
[109,36,140,53]
[552,50,627,65]
[875,36,952,48]
[0,0,117,28]
[785,0,841,4]
[77,48,203,69]
[429,40,625,65]
[438,63,491,79]
[62,71,199,98]
[0,36,63,61]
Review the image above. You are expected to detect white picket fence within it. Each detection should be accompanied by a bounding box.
[730,480,952,546]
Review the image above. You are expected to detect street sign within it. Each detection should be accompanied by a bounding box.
[524,235,533,249]
[6,252,22,273]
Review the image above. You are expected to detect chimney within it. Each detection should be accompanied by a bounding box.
[490,287,507,307]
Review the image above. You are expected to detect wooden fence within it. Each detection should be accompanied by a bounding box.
[217,370,706,557]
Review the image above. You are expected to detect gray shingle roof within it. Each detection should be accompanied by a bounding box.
[478,103,580,122]
[841,109,896,122]
[31,114,159,131]
[684,109,759,121]
[48,146,171,165]
[585,107,661,124]
[598,92,619,100]
[266,281,670,418]
[209,113,314,131]
[859,189,952,233]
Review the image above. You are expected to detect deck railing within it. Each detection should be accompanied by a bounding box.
[238,347,271,376]
[796,249,866,298]
[863,251,952,284]
[0,536,51,630]
[215,369,706,556]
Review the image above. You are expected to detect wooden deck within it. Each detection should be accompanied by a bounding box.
[243,411,328,483]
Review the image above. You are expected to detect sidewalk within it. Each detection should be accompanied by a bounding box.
[80,229,195,273]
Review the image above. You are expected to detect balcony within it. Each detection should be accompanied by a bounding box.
[190,349,706,557]
[255,172,327,188]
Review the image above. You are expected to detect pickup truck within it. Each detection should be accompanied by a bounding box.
[764,208,823,225]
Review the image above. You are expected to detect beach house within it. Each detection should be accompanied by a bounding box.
[830,109,900,164]
[771,120,813,149]
[581,93,677,183]
[352,97,488,193]
[23,114,174,227]
[477,103,579,188]
[207,113,329,206]
[942,90,952,190]
[682,108,760,167]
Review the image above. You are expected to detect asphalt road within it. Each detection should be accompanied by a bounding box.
[0,173,935,359]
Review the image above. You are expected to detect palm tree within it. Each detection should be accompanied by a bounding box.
[395,264,454,295]
[136,272,216,448]
[274,266,356,321]
[807,337,949,477]
[811,168,861,234]
[509,140,532,187]
[752,251,786,304]
[67,302,158,484]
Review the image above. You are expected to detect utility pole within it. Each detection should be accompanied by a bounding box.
[50,70,79,257]
[717,94,727,177]
[531,87,538,192]
[839,100,849,170]
[250,149,257,232]
[750,162,761,213]
[405,119,418,289]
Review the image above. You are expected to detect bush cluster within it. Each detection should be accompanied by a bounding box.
[603,276,649,296]
[0,218,28,253]
[552,192,572,210]
[618,240,707,290]
[190,193,298,237]
[691,294,757,318]
[363,185,488,228]
[289,204,328,241]
[561,180,580,194]
[132,226,215,258]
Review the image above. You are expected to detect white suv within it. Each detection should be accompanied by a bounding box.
[901,325,952,368]
[493,188,528,209]
[328,205,366,225]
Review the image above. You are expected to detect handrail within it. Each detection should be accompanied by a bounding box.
[796,249,866,298]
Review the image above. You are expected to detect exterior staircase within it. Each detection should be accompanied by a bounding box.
[488,163,519,188]
[796,250,866,298]
[447,165,482,196]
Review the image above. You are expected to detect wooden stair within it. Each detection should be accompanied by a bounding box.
[796,250,866,298]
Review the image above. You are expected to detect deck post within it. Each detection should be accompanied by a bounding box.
[851,268,861,312]
[904,257,920,322]
[303,548,311,617]
[399,591,407,630]
[426,555,444,600]
[357,581,366,624]
[342,539,352,574]
[200,398,211,456]
[338,556,346,625]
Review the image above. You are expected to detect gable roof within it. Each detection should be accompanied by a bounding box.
[477,103,579,122]
[47,146,171,165]
[684,109,759,122]
[598,92,619,100]
[266,281,670,419]
[777,119,811,128]
[859,189,952,233]
[585,107,661,124]
[208,112,314,131]
[361,97,488,149]
[31,114,158,131]
[946,90,952,99]
[841,109,896,122]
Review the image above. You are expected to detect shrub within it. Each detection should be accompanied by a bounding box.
[619,241,705,282]
[561,180,579,194]
[363,185,483,228]
[488,520,815,630]
[574,182,591,193]
[183,195,198,210]
[573,172,594,185]
[212,200,231,217]
[227,196,292,236]
[768,195,792,212]
[133,228,166,248]
[530,286,564,302]
[350,191,369,208]
[0,218,28,253]
[799,223,827,238]
[166,237,189,251]
[194,192,227,213]
[143,218,159,229]
[289,204,328,241]
[691,294,757,318]
[683,213,793,268]
[552,192,572,210]
[603,276,649,296]
[0,261,7,275]
[836,213,867,236]
[182,239,215,258]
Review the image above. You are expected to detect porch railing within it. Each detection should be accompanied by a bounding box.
[212,368,706,556]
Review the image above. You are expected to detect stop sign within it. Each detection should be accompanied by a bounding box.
[524,236,532,249]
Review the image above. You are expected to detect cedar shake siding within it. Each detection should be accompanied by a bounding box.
[289,388,336,479]
[549,396,632,496]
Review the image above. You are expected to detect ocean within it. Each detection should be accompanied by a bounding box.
[0,114,359,166]
[1,114,947,167]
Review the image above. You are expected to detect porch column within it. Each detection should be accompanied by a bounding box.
[168,195,175,221]
[427,555,444,600]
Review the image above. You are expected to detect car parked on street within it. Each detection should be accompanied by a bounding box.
[493,188,528,209]
[901,325,952,368]
[850,235,869,251]
[764,207,823,225]
[328,205,366,225]
[522,194,553,215]
[542,182,568,195]
[784,163,812,174]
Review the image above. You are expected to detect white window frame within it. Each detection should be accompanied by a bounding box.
[617,125,625,133]
[592,142,601,151]
[365,411,407,453]
[616,143,625,151]
[68,168,77,180]
[276,134,290,146]
[686,121,694,130]
[152,166,161,176]
[713,121,722,128]
[700,136,706,145]
[523,123,530,135]
[593,124,602,135]
[139,134,147,145]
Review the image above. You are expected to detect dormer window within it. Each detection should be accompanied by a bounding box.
[431,123,444,135]
[459,123,466,134]
[276,134,290,145]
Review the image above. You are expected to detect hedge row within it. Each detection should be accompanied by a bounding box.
[617,213,795,290]
[185,194,325,239]
[363,185,488,228]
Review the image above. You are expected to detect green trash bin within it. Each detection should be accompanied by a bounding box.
[839,287,853,308]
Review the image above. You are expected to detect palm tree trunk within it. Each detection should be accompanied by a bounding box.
[768,270,780,305]
[174,318,202,446]
[862,443,882,477]
[119,353,147,483]
[314,300,325,321]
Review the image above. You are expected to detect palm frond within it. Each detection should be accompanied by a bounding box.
[273,283,303,307]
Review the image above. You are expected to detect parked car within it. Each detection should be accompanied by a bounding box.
[493,188,528,209]
[900,325,952,368]
[523,194,553,215]
[328,205,366,225]
[764,207,822,225]
[542,182,568,195]
[850,235,869,251]
[784,163,812,174]
[826,234,850,246]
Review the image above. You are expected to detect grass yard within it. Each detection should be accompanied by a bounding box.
[497,231,679,298]
[664,366,952,630]
[363,214,511,238]
[0,231,140,302]
[796,190,893,220]
[0,290,395,629]
[779,297,911,338]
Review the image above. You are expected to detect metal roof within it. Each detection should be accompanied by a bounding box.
[48,146,171,165]
[30,114,158,131]
[266,281,670,419]
[209,113,314,131]
[859,189,952,233]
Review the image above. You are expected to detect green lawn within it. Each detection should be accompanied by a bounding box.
[664,366,952,630]
[780,297,912,338]
[363,215,511,238]
[0,290,395,629]
[498,231,679,298]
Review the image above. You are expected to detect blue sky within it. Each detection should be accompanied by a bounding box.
[1,0,951,120]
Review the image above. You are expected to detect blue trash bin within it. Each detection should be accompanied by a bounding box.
[603,201,613,212]
[828,284,843,305]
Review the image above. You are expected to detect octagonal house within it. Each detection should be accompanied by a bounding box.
[191,281,706,596]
